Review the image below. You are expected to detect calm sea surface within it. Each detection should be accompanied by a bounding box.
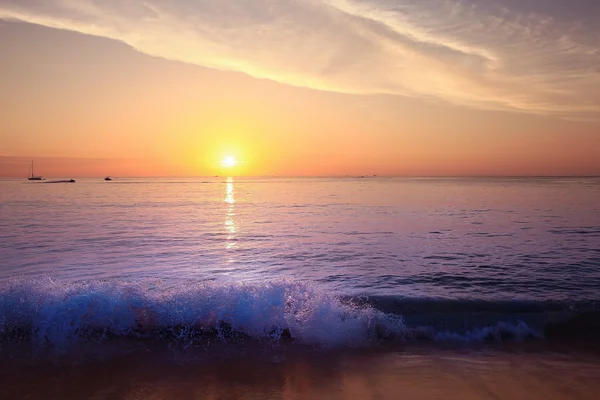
[2,177,599,299]
[1,177,600,347]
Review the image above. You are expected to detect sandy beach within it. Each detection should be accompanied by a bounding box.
[2,344,600,400]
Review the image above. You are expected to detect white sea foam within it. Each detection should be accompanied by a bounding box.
[0,278,546,349]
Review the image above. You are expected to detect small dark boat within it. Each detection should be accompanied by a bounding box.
[44,179,76,184]
[105,176,112,181]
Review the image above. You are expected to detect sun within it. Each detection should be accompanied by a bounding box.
[221,156,238,168]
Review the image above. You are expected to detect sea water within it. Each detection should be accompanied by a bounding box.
[1,177,599,348]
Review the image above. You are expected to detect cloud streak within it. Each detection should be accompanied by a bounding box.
[1,0,599,118]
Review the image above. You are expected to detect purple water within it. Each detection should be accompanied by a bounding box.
[1,177,599,347]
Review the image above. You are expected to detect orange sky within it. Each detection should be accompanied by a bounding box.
[1,9,599,177]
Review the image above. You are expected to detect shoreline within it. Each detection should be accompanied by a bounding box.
[3,334,600,368]
[2,343,600,399]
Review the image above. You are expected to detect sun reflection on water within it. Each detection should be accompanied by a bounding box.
[224,177,237,251]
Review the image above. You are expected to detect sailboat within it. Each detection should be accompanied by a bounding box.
[27,161,43,181]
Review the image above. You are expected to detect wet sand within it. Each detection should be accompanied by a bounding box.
[1,345,600,399]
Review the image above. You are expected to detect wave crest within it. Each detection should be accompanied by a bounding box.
[1,278,406,347]
[0,278,552,350]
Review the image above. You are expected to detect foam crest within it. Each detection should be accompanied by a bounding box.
[1,278,550,351]
[0,278,404,348]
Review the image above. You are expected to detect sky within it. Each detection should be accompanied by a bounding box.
[1,0,599,177]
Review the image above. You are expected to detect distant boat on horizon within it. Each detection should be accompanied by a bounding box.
[44,179,76,184]
[27,160,43,181]
[105,176,112,181]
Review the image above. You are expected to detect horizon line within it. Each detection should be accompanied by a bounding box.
[1,175,599,180]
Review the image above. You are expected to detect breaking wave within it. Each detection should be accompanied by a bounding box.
[1,278,597,351]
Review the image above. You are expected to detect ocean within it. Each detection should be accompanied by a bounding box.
[1,177,600,398]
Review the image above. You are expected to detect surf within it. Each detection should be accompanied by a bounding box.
[6,277,588,351]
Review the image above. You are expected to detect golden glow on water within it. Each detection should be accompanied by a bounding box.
[225,178,235,205]
[224,177,237,252]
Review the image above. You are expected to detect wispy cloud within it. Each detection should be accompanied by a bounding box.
[1,0,599,118]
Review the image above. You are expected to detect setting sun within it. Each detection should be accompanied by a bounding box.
[221,156,238,168]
